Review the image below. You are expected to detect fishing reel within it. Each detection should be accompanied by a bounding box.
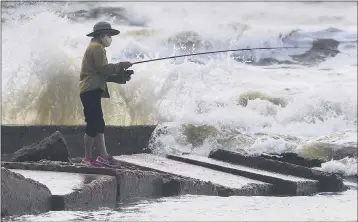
[123,69,134,81]
[107,69,134,84]
[124,69,134,77]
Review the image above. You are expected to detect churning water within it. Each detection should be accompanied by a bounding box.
[1,2,357,220]
[4,190,358,221]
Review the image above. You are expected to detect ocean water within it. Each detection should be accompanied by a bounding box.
[4,190,358,221]
[1,2,357,220]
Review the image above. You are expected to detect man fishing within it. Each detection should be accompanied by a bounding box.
[79,21,133,167]
[78,22,344,168]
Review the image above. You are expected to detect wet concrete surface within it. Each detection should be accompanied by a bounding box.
[10,169,95,195]
[2,161,119,177]
[114,154,273,196]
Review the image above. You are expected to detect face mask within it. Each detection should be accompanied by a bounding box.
[101,35,112,47]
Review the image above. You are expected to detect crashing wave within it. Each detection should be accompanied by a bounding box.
[316,157,357,177]
[232,38,342,66]
[236,91,287,108]
[167,31,213,53]
[63,7,129,24]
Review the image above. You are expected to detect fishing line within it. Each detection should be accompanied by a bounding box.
[132,46,349,65]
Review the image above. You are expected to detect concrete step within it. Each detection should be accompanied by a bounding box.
[167,154,319,195]
[209,149,347,192]
[114,154,273,197]
[10,169,117,211]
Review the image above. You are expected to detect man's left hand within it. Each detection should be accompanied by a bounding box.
[107,69,134,84]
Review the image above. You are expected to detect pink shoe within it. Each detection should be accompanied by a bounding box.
[81,157,104,167]
[96,155,121,167]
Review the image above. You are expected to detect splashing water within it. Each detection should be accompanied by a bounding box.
[2,2,357,175]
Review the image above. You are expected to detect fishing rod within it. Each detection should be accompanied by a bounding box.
[131,46,349,65]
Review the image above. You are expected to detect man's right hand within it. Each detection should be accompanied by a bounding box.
[120,61,132,70]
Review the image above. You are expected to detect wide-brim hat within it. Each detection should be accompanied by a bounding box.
[86,21,120,37]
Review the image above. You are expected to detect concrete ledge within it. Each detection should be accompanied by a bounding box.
[1,161,119,176]
[174,176,272,197]
[1,125,156,157]
[114,154,274,197]
[167,154,319,196]
[209,149,347,192]
[116,169,167,201]
[1,168,52,217]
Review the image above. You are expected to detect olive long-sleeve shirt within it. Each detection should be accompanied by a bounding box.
[79,38,125,98]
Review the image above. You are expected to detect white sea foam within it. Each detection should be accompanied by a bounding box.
[316,157,357,176]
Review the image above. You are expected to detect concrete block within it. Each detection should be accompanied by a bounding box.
[10,169,117,211]
[1,167,52,217]
[259,152,323,168]
[115,169,164,201]
[209,149,347,192]
[11,131,70,162]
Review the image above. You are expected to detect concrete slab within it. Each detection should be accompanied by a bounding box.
[1,168,52,217]
[114,154,273,196]
[168,154,319,195]
[209,149,347,192]
[10,169,116,211]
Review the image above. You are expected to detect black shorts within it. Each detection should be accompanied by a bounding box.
[80,89,105,138]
